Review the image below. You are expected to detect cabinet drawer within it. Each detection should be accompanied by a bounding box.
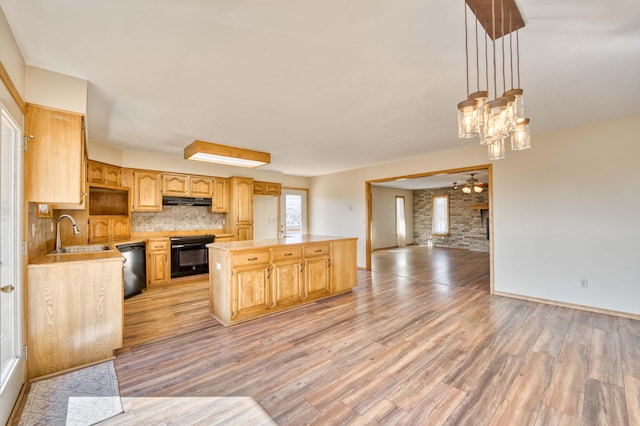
[231,251,270,267]
[272,247,302,262]
[304,244,330,257]
[148,239,169,251]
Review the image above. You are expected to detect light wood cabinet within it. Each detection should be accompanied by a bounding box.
[253,181,282,196]
[209,236,357,326]
[228,177,253,240]
[27,256,124,379]
[147,238,170,286]
[162,173,189,196]
[190,176,213,197]
[211,178,228,213]
[271,246,304,307]
[88,215,130,242]
[88,160,121,186]
[230,250,271,320]
[133,171,162,211]
[304,243,331,300]
[25,104,86,204]
[162,173,213,198]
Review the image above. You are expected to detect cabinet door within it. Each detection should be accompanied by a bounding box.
[162,173,189,196]
[235,177,253,224]
[133,171,162,211]
[104,165,121,186]
[148,251,170,286]
[111,217,130,240]
[233,267,270,318]
[25,105,84,203]
[88,217,110,242]
[272,247,303,306]
[330,239,357,294]
[87,161,106,184]
[190,176,213,197]
[212,178,228,213]
[305,245,331,300]
[236,225,253,241]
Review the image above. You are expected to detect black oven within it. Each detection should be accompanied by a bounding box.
[170,235,215,278]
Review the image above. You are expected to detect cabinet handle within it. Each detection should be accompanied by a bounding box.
[248,257,258,261]
[284,253,293,256]
[165,255,168,261]
[314,249,322,253]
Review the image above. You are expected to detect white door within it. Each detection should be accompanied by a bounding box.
[253,194,279,240]
[280,188,308,237]
[0,106,24,424]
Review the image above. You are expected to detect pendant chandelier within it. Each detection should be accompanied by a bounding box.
[457,0,531,160]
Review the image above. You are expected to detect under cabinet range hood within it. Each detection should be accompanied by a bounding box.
[162,196,212,206]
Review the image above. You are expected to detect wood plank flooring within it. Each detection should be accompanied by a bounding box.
[111,246,639,425]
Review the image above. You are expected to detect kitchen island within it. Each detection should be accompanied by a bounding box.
[207,235,357,326]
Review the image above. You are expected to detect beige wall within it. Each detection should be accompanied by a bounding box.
[25,66,87,114]
[0,5,24,121]
[310,115,640,316]
[371,185,414,249]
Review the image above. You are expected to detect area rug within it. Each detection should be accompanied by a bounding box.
[18,361,123,426]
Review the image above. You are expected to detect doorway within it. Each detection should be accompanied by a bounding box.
[366,164,494,293]
[279,188,308,238]
[0,104,24,424]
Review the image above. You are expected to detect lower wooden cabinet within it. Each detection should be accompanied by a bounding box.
[272,247,304,307]
[209,237,357,326]
[230,250,271,320]
[26,256,124,379]
[304,243,331,300]
[88,215,130,242]
[148,238,171,286]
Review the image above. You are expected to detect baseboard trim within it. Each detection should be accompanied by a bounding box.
[494,291,640,321]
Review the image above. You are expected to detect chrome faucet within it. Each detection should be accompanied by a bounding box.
[55,214,80,252]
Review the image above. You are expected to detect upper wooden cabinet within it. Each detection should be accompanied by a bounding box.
[132,171,162,211]
[87,160,121,186]
[211,178,228,213]
[25,104,85,204]
[162,173,213,198]
[253,181,282,196]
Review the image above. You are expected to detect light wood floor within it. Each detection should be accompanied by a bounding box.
[112,246,639,425]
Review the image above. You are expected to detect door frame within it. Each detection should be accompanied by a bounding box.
[365,164,494,294]
[280,187,309,237]
[0,102,25,424]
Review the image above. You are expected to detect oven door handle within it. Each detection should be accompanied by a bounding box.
[171,243,207,249]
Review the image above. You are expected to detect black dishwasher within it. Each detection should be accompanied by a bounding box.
[117,242,147,298]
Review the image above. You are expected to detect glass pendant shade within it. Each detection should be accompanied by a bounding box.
[469,91,489,134]
[488,137,507,160]
[457,99,478,138]
[474,185,483,193]
[483,99,509,142]
[511,118,531,150]
[501,93,517,132]
[462,185,472,194]
[504,88,524,119]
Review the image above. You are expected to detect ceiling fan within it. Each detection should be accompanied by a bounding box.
[455,173,487,194]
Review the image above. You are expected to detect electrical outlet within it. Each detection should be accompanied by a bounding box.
[580,278,589,288]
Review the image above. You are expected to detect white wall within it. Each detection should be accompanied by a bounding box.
[371,185,414,249]
[493,115,640,315]
[0,5,24,121]
[310,115,640,315]
[25,66,87,114]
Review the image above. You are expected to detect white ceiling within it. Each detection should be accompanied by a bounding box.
[1,0,639,177]
[373,170,488,190]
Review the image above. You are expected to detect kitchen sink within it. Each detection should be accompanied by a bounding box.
[49,244,113,254]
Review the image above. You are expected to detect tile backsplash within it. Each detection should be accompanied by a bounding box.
[132,206,224,232]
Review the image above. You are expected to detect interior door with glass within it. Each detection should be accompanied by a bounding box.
[0,106,24,424]
[280,188,308,238]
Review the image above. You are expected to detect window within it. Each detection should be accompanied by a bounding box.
[395,196,406,247]
[432,194,449,236]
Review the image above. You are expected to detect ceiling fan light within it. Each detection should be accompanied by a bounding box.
[458,99,479,138]
[474,185,484,193]
[511,118,531,150]
[462,186,472,194]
